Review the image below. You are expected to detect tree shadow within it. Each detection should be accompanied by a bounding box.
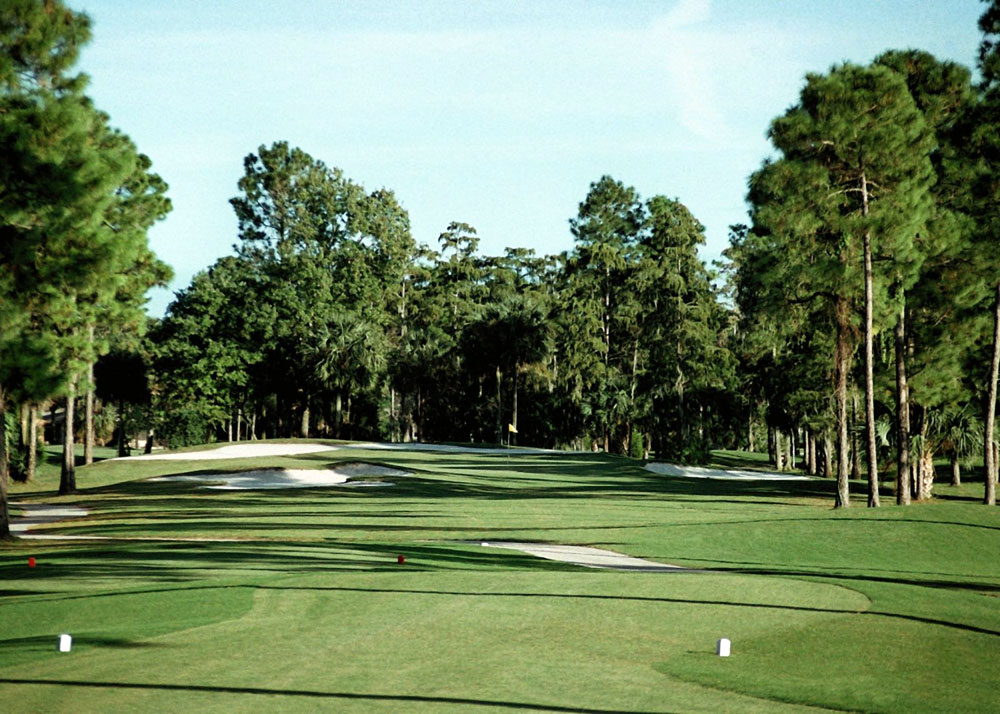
[0,677,671,714]
[0,635,170,651]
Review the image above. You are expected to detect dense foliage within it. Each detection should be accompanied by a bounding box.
[4,0,1000,516]
[1,0,170,535]
[151,158,732,458]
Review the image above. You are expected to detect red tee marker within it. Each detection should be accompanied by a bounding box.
[397,555,406,565]
[28,557,36,568]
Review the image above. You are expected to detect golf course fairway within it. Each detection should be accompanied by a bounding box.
[2,441,999,713]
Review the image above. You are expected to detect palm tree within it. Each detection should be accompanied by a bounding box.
[462,295,551,445]
[307,311,386,438]
[930,406,983,487]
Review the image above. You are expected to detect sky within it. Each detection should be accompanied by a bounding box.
[73,0,986,317]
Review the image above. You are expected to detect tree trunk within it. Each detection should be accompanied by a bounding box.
[789,429,796,470]
[951,455,961,487]
[775,430,785,471]
[985,281,1000,505]
[415,387,423,442]
[851,429,861,480]
[60,378,77,495]
[676,362,686,442]
[27,405,38,481]
[914,404,933,500]
[251,410,258,441]
[834,297,852,507]
[301,403,310,439]
[19,403,28,463]
[389,387,396,442]
[748,412,755,452]
[236,408,242,442]
[861,174,879,507]
[824,435,833,479]
[511,369,519,447]
[496,367,503,444]
[918,444,935,500]
[0,389,10,539]
[84,367,94,465]
[117,399,129,457]
[144,429,154,454]
[894,299,912,505]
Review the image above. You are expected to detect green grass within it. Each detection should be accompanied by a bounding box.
[3,442,1000,712]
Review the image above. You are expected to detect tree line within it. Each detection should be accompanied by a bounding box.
[3,2,1000,543]
[149,145,730,463]
[727,9,1000,507]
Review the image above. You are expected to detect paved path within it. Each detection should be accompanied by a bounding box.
[478,541,689,572]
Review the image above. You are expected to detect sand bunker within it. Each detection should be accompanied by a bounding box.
[151,463,411,490]
[120,441,572,462]
[121,442,338,461]
[9,503,90,537]
[479,541,687,572]
[644,462,812,481]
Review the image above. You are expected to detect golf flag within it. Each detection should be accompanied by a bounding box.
[508,423,518,434]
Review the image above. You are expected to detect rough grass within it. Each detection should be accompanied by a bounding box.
[2,442,1000,713]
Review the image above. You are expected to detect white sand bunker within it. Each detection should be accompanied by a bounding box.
[479,541,687,572]
[120,442,337,461]
[120,441,568,461]
[151,463,411,490]
[644,462,812,481]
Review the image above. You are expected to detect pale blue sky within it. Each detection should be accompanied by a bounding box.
[74,0,985,316]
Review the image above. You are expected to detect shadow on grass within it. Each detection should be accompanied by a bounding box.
[0,678,669,714]
[0,635,169,651]
[0,539,582,584]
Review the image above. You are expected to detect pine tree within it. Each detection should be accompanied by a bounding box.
[875,50,978,502]
[565,177,644,452]
[1,1,169,522]
[975,0,1000,503]
[750,62,935,507]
